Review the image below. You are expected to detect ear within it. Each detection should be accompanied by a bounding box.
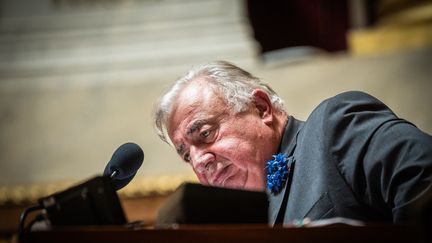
[252,89,273,125]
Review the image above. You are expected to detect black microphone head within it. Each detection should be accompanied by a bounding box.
[103,142,144,190]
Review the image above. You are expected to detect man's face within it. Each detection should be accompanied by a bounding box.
[167,79,277,191]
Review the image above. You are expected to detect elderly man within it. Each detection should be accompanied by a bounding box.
[153,61,432,225]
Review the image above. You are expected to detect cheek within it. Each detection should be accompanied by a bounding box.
[215,137,259,169]
[193,168,209,185]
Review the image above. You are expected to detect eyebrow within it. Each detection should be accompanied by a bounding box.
[187,119,206,135]
[176,143,186,156]
[176,119,209,157]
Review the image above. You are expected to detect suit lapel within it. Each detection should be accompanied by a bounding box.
[268,116,303,225]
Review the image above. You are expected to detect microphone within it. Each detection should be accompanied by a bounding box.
[103,142,144,190]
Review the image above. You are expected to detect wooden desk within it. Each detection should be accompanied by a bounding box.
[21,224,422,243]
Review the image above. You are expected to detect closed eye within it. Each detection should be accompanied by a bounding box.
[183,152,191,163]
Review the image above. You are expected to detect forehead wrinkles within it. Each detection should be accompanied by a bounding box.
[168,80,224,125]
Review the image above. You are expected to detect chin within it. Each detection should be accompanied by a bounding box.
[218,179,243,190]
[242,179,266,192]
[223,179,264,192]
[244,184,266,192]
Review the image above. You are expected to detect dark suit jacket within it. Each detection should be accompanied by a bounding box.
[269,91,432,225]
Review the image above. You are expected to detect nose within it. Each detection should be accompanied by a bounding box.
[189,145,215,174]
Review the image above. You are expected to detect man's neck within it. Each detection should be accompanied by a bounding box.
[273,111,289,152]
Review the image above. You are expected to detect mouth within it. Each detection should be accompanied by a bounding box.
[210,164,234,186]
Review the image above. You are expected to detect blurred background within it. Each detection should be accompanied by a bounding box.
[0,0,431,240]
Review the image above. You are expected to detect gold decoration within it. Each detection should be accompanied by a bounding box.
[0,175,197,206]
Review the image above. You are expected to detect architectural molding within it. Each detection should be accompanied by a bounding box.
[0,174,197,205]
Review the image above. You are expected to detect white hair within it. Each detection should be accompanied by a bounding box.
[153,60,286,143]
